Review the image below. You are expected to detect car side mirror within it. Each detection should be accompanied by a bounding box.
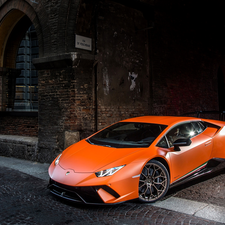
[173,138,192,151]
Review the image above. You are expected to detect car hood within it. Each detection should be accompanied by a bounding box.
[58,139,142,172]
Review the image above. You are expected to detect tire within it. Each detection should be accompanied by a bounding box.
[139,159,170,203]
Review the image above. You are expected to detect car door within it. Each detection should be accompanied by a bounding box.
[164,122,213,182]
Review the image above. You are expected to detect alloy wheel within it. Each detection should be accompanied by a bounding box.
[139,160,169,203]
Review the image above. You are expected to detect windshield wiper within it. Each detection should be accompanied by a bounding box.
[87,139,112,147]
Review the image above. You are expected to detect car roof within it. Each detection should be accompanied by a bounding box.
[122,116,200,126]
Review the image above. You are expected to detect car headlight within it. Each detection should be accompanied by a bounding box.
[55,153,62,166]
[95,165,125,177]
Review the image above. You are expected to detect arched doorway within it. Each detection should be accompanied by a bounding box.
[0,9,38,136]
[1,11,38,112]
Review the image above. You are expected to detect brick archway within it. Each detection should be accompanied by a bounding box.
[0,2,43,66]
[3,13,32,68]
[0,3,40,136]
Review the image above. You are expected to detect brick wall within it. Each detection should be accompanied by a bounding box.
[0,75,2,111]
[1,0,225,162]
[38,67,74,161]
[37,56,95,162]
[72,59,95,138]
[0,114,38,137]
[96,0,150,130]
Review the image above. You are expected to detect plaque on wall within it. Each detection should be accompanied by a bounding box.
[75,35,92,51]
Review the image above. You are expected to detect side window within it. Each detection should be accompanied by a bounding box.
[157,121,206,149]
[199,121,207,130]
[157,124,189,148]
[191,122,204,134]
[157,136,168,148]
[165,123,198,147]
[166,124,183,147]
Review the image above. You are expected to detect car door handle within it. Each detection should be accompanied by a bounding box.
[205,140,212,146]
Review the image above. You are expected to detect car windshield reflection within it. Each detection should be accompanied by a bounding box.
[87,122,167,148]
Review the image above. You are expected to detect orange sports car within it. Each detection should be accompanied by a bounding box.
[48,116,225,204]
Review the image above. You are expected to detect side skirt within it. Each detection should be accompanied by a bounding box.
[170,158,225,188]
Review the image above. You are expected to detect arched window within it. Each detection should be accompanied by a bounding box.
[14,25,38,111]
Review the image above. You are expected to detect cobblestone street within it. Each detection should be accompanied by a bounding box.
[1,163,225,225]
[166,162,225,208]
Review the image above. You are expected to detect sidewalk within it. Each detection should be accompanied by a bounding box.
[0,156,225,224]
[0,155,49,181]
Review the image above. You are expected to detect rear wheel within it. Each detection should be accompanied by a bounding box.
[139,160,170,203]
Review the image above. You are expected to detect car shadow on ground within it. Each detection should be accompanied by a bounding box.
[164,163,225,201]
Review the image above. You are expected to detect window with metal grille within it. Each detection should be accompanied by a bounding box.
[14,25,38,111]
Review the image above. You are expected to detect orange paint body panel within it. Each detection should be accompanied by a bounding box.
[168,134,212,182]
[58,140,141,173]
[48,116,225,204]
[211,127,225,158]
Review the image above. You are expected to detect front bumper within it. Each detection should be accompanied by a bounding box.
[48,179,121,204]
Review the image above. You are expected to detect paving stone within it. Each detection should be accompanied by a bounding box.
[0,166,223,225]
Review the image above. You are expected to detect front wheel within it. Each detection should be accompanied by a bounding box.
[139,160,170,203]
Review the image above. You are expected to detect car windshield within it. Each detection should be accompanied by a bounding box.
[87,122,167,148]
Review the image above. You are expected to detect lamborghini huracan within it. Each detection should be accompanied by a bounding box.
[48,116,225,204]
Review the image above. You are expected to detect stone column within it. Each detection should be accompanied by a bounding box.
[33,52,95,162]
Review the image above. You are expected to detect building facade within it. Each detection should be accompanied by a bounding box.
[0,0,225,162]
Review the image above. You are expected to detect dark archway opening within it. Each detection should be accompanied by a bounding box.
[0,11,39,137]
[3,15,38,112]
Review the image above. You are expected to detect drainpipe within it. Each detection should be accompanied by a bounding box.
[94,0,99,132]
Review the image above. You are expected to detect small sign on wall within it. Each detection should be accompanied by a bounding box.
[75,35,92,51]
